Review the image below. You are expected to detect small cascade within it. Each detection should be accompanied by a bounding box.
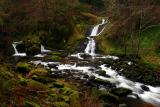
[12,41,26,57]
[34,45,52,57]
[41,45,52,53]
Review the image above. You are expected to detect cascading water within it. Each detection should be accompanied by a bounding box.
[84,19,106,56]
[12,41,26,57]
[34,45,52,57]
[41,45,52,53]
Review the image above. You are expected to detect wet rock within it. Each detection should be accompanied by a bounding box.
[93,78,112,86]
[111,88,132,97]
[32,75,55,84]
[99,92,120,103]
[81,54,92,59]
[48,64,58,69]
[83,74,89,79]
[89,75,95,81]
[16,43,26,53]
[141,85,150,91]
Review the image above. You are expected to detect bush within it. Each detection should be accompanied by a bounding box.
[16,62,31,74]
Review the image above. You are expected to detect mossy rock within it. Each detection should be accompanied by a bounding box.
[53,82,64,88]
[99,91,120,103]
[58,95,70,103]
[49,55,62,61]
[99,70,106,76]
[29,68,48,77]
[27,79,48,91]
[24,36,41,56]
[26,45,40,56]
[48,52,62,56]
[25,101,40,107]
[110,88,132,97]
[54,102,69,107]
[16,62,31,74]
[32,75,55,84]
[19,76,28,86]
[93,78,111,85]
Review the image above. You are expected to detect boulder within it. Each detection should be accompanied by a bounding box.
[141,85,150,91]
[111,88,132,97]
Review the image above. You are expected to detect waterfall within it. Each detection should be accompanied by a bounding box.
[12,41,26,57]
[34,45,52,57]
[84,19,106,56]
[41,45,52,53]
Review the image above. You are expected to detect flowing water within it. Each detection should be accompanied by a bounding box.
[12,41,26,57]
[13,19,160,107]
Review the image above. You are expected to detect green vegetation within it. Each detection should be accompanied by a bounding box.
[16,62,31,74]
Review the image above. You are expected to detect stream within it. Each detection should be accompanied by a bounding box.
[12,19,160,107]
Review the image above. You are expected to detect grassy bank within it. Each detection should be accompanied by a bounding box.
[97,24,160,67]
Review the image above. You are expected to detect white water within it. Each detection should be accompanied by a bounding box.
[12,41,26,57]
[41,45,52,53]
[34,45,52,57]
[84,19,107,56]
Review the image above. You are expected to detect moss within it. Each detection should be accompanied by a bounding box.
[25,101,40,107]
[24,35,41,56]
[27,79,48,91]
[48,52,62,56]
[54,102,69,107]
[19,76,28,86]
[32,75,55,84]
[58,95,70,103]
[53,82,64,88]
[98,91,120,103]
[29,68,48,77]
[49,55,62,61]
[16,62,31,74]
[93,78,111,85]
[0,67,14,79]
[99,70,106,76]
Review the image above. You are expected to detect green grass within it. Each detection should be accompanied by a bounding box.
[98,24,160,66]
[140,25,160,66]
